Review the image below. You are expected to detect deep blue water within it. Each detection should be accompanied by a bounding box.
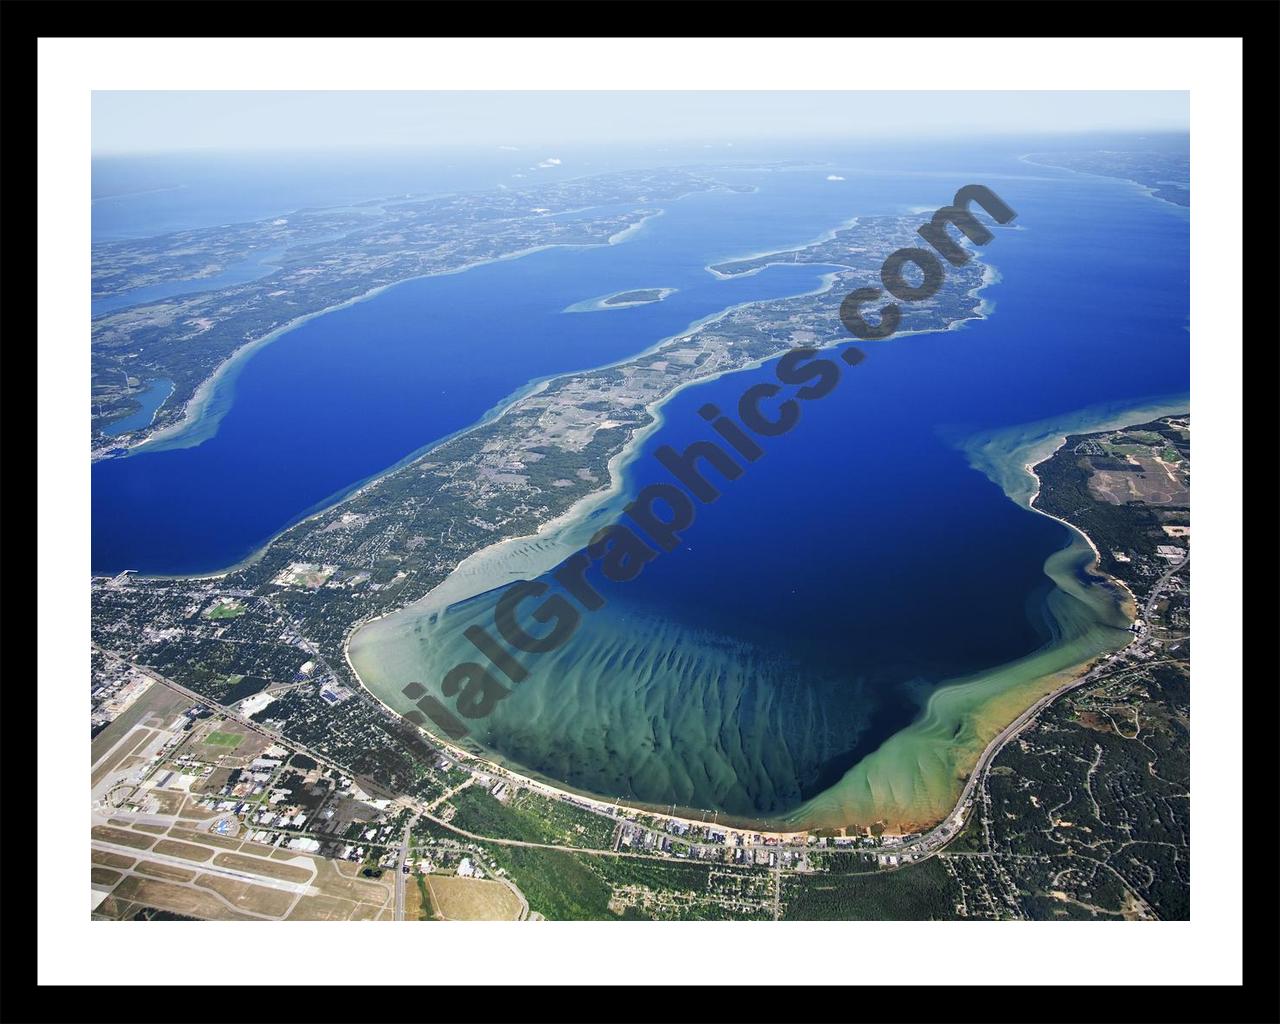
[424,145,1191,810]
[93,167,874,573]
[92,139,1188,814]
[92,142,1188,605]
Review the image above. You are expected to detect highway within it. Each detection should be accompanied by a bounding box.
[898,553,1189,861]
[393,815,417,921]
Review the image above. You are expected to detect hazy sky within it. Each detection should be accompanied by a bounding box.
[93,91,1188,155]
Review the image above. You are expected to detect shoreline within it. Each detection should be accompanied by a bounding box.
[703,215,860,280]
[344,245,1003,641]
[98,378,175,441]
[354,394,1186,836]
[1017,153,1190,213]
[93,206,679,462]
[93,170,762,458]
[344,251,1004,834]
[110,252,851,584]
[1016,401,1189,618]
[821,398,1192,829]
[563,286,678,314]
[341,628,811,841]
[340,265,860,623]
[91,162,1194,851]
[98,373,561,586]
[1024,450,1136,615]
[101,203,1162,837]
[782,523,1138,833]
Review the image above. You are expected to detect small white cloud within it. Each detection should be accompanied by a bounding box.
[826,175,845,182]
[498,145,519,151]
[534,157,563,169]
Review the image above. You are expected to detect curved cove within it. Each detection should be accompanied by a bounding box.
[350,149,1188,830]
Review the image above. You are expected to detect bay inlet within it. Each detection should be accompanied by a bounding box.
[95,146,1189,831]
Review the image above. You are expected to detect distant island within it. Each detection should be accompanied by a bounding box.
[564,287,677,313]
[604,288,669,306]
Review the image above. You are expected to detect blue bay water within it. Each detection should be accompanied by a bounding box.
[101,379,174,438]
[92,250,285,318]
[94,167,893,574]
[376,150,1190,817]
[92,141,1188,818]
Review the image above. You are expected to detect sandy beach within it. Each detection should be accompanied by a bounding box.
[342,253,1009,834]
[563,286,678,314]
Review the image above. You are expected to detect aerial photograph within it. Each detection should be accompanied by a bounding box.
[87,90,1190,923]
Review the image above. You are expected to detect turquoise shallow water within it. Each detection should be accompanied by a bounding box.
[348,142,1189,826]
[95,140,1190,827]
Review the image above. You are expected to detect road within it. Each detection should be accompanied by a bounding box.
[898,554,1189,862]
[393,814,417,921]
[93,644,370,784]
[1144,554,1189,620]
[97,552,1188,895]
[92,644,742,865]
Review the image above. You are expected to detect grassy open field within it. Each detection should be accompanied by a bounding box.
[148,790,187,816]
[91,849,137,870]
[206,601,247,620]
[91,825,156,851]
[283,859,392,921]
[424,875,523,921]
[406,874,438,920]
[194,874,296,917]
[107,875,255,921]
[152,838,214,863]
[286,894,355,921]
[318,859,393,903]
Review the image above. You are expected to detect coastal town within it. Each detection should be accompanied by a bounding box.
[91,412,1190,920]
[86,142,1190,922]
